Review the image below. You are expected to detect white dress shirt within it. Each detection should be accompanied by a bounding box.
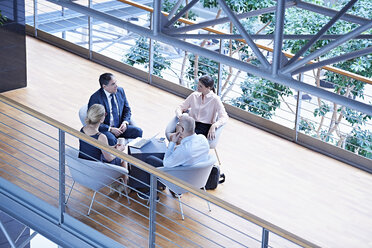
[103,89,119,127]
[163,133,210,168]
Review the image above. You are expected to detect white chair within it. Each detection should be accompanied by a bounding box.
[158,155,216,220]
[165,116,225,165]
[78,104,89,126]
[64,147,130,215]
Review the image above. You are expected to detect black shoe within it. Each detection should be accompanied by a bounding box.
[137,191,160,202]
[170,190,182,198]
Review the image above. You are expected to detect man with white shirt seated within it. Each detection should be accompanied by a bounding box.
[136,115,210,200]
[88,73,142,146]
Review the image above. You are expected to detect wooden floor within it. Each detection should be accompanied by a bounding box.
[1,37,372,247]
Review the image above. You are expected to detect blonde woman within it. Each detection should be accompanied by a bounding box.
[79,104,126,167]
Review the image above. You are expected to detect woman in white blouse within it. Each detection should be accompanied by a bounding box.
[175,75,228,140]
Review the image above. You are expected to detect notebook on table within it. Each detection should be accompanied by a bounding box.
[127,133,159,149]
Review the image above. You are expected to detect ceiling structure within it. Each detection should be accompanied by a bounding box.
[49,0,372,115]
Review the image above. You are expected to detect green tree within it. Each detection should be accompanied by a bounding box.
[123,0,197,79]
[0,10,6,25]
[232,75,293,119]
[186,0,276,95]
[124,36,171,78]
[283,0,372,157]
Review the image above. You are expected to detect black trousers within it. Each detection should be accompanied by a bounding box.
[129,155,165,192]
[195,122,212,138]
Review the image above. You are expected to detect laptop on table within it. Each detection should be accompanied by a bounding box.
[127,133,159,149]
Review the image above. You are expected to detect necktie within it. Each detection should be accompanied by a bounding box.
[110,93,120,127]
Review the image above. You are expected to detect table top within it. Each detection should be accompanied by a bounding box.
[128,138,167,155]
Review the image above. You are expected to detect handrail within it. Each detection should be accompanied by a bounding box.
[0,94,320,247]
[118,0,372,85]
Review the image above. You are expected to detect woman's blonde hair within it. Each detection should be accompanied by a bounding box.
[86,104,105,125]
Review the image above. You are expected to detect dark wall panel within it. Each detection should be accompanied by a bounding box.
[0,0,27,93]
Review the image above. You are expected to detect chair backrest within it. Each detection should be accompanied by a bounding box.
[158,155,216,195]
[65,147,126,191]
[79,104,88,126]
[165,116,225,149]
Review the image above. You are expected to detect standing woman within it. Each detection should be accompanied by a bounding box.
[79,104,126,167]
[175,75,228,140]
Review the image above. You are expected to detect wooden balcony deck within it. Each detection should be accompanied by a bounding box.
[1,37,372,247]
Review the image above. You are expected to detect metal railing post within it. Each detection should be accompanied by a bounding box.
[149,38,154,85]
[149,13,154,85]
[61,7,66,39]
[58,129,66,225]
[217,39,223,96]
[33,0,38,37]
[148,174,157,248]
[261,228,269,248]
[294,73,304,142]
[88,0,93,60]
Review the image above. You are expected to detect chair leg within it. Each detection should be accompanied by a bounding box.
[214,148,222,166]
[65,181,75,205]
[203,187,211,212]
[177,196,184,220]
[87,191,97,216]
[122,179,131,205]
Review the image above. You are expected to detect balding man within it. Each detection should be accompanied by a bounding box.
[163,115,209,167]
[136,115,210,200]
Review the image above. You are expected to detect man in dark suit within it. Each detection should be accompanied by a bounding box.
[88,72,143,145]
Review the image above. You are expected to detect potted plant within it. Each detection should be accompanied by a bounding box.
[0,10,6,25]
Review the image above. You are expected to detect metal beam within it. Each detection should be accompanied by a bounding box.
[170,33,372,40]
[292,46,372,74]
[281,20,372,74]
[46,0,372,116]
[217,0,270,69]
[168,0,183,21]
[0,177,124,248]
[165,2,296,34]
[296,0,370,25]
[272,0,286,75]
[0,219,16,248]
[17,231,38,248]
[286,0,358,67]
[153,0,161,35]
[164,0,199,28]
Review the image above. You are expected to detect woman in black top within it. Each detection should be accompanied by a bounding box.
[79,104,125,166]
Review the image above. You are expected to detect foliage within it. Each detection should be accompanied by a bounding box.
[232,75,292,119]
[281,0,372,158]
[345,127,372,159]
[0,10,6,25]
[200,0,275,23]
[162,0,197,26]
[298,119,315,135]
[313,101,330,117]
[186,54,219,89]
[124,37,171,78]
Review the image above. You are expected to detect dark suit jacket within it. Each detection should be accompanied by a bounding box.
[88,87,131,132]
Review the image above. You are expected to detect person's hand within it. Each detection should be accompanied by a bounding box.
[110,127,123,137]
[119,122,128,133]
[114,143,125,152]
[207,124,217,140]
[170,131,181,143]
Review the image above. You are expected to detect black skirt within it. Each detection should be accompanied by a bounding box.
[195,121,212,137]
